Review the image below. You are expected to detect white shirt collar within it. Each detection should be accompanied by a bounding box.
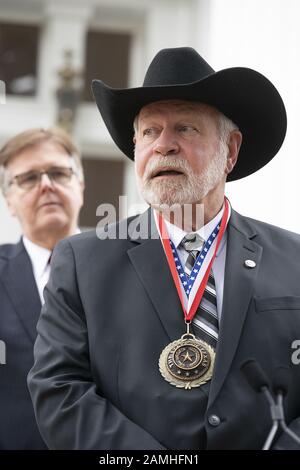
[23,229,81,304]
[23,236,52,280]
[164,204,225,251]
[23,228,81,279]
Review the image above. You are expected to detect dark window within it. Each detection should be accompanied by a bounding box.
[83,30,131,101]
[80,157,124,228]
[0,22,39,96]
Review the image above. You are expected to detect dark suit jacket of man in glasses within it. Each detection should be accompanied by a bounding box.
[0,127,84,449]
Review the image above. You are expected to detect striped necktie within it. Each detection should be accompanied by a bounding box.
[181,233,219,350]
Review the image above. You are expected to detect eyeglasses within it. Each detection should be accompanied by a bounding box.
[8,167,75,190]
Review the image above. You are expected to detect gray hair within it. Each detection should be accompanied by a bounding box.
[133,114,139,136]
[0,127,85,194]
[218,112,239,146]
[217,112,239,159]
[0,166,7,192]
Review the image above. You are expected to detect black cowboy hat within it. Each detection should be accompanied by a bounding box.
[92,47,287,181]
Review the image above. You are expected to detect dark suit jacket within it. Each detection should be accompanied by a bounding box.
[28,209,300,449]
[0,240,47,449]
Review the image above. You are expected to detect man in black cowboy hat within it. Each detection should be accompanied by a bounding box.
[28,47,300,450]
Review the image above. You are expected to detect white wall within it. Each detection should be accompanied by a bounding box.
[198,0,300,233]
[0,193,21,243]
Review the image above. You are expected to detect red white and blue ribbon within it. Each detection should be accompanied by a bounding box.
[154,197,231,322]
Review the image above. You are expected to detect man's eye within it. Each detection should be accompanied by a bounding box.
[179,126,196,133]
[142,128,157,137]
[23,173,38,183]
[49,170,66,178]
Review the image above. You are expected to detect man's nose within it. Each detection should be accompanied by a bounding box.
[39,173,54,190]
[153,129,179,156]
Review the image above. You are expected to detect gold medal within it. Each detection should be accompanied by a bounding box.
[155,201,229,390]
[159,333,215,389]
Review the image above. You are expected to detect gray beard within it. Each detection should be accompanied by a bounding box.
[136,144,228,207]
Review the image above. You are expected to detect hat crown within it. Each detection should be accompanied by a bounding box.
[143,47,215,87]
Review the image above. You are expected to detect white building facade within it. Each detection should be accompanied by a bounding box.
[0,0,299,242]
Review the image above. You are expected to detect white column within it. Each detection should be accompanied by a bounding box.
[191,0,213,58]
[144,0,195,65]
[122,159,147,218]
[37,2,92,119]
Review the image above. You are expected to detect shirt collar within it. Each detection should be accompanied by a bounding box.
[23,236,52,280]
[23,228,81,279]
[163,204,226,256]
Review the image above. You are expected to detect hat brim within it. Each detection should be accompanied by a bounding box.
[92,67,287,181]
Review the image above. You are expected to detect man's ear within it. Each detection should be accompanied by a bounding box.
[77,179,85,209]
[5,192,17,217]
[225,130,243,175]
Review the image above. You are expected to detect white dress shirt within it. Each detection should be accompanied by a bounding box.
[157,207,228,320]
[23,229,81,304]
[23,236,52,304]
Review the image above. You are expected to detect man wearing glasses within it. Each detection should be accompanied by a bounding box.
[0,127,85,449]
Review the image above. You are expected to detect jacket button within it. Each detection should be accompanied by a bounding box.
[208,414,221,426]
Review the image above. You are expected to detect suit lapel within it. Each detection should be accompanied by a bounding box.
[127,209,184,341]
[0,239,41,343]
[208,210,263,406]
[126,207,263,402]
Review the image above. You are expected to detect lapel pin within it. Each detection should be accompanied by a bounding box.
[244,259,256,268]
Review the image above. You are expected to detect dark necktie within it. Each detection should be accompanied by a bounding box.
[181,233,219,350]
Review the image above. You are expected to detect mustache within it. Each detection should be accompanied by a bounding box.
[143,157,191,181]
